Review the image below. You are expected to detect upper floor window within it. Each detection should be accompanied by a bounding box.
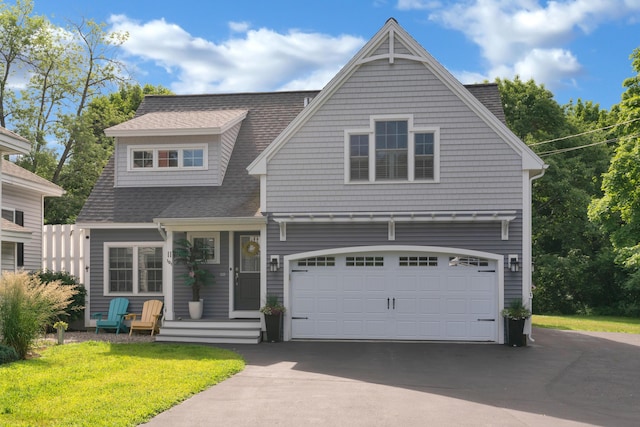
[345,115,439,183]
[129,145,207,171]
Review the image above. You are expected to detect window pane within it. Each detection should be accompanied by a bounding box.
[375,121,408,180]
[132,151,153,168]
[109,247,133,292]
[415,133,434,179]
[193,237,215,262]
[240,235,260,273]
[183,149,204,167]
[158,150,178,167]
[1,209,14,222]
[139,247,163,293]
[350,134,369,181]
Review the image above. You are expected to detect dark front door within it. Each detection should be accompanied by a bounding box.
[234,232,260,311]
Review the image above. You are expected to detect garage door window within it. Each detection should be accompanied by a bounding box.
[346,256,384,267]
[449,256,489,267]
[399,256,438,267]
[298,257,335,267]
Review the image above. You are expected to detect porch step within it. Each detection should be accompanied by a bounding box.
[155,319,262,345]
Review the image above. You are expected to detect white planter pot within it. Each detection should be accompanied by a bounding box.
[188,299,204,320]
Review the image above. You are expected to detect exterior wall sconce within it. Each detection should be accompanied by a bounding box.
[508,254,520,272]
[270,255,280,272]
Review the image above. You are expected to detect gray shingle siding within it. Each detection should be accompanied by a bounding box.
[171,231,231,319]
[265,59,521,213]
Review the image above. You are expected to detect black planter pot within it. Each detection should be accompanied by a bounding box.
[264,314,282,342]
[507,318,526,347]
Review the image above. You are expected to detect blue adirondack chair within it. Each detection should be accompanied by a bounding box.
[92,298,130,334]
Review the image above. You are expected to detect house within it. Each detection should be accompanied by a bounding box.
[77,19,546,344]
[0,127,64,272]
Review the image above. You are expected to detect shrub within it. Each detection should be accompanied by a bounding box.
[0,272,78,359]
[0,344,19,365]
[32,270,86,323]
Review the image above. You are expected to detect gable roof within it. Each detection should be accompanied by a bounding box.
[77,91,319,224]
[247,18,545,175]
[2,159,64,197]
[104,109,248,137]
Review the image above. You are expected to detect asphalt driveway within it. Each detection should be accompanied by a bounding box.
[142,328,640,426]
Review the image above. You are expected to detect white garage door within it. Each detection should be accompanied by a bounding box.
[291,251,498,341]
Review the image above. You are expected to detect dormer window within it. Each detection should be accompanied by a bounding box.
[345,115,440,183]
[129,145,207,171]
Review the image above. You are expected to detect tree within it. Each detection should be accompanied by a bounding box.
[0,0,46,128]
[497,77,615,314]
[589,47,640,313]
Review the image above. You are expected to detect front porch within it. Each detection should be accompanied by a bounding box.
[155,318,262,344]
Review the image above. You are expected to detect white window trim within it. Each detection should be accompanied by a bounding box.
[186,232,221,264]
[103,242,164,296]
[344,114,440,184]
[127,144,208,171]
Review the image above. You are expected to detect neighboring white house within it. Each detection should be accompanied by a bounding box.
[0,126,64,272]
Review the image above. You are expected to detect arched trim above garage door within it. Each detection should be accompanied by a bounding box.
[283,245,505,342]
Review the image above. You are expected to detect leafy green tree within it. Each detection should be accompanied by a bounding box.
[589,47,640,313]
[497,77,614,314]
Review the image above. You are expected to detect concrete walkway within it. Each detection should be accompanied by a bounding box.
[141,328,640,426]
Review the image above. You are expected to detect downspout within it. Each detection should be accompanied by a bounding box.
[526,166,548,342]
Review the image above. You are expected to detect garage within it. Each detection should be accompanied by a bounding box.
[289,248,499,341]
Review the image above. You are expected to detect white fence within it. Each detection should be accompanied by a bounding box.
[42,224,86,285]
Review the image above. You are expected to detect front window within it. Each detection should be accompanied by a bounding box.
[345,115,439,183]
[130,146,207,170]
[105,243,163,294]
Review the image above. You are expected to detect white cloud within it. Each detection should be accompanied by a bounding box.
[403,0,640,89]
[108,15,364,94]
[229,21,250,33]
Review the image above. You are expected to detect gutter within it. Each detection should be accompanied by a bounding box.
[526,165,548,343]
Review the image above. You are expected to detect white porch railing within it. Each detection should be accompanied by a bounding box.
[42,224,86,285]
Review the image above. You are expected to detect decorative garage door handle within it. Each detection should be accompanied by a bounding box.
[387,298,397,309]
[292,316,308,319]
[477,318,495,321]
[291,269,308,272]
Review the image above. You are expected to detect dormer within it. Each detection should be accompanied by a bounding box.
[105,109,248,188]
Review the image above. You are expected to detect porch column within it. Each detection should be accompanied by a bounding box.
[164,231,175,320]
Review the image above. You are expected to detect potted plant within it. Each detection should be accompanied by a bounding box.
[501,299,531,347]
[260,295,286,342]
[173,238,214,319]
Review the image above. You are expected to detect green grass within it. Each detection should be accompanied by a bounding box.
[532,314,640,334]
[0,341,244,427]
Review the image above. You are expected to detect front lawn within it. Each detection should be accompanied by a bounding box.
[0,341,244,426]
[532,314,640,334]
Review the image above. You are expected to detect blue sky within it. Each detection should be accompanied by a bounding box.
[31,0,640,111]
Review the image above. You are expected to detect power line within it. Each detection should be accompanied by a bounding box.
[537,132,640,157]
[528,117,640,147]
